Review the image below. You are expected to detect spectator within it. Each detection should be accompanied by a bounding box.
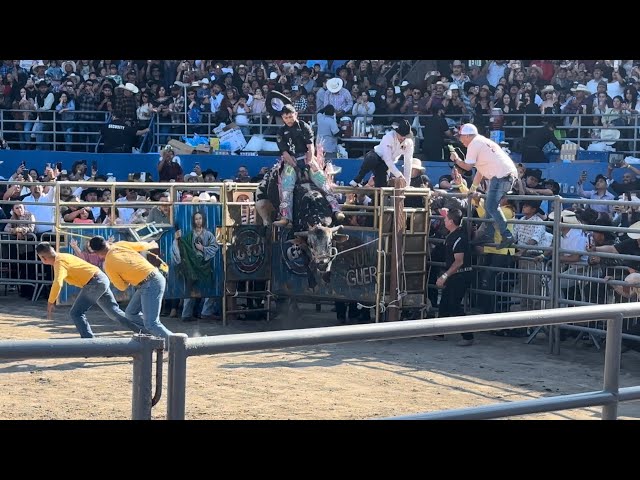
[316,104,340,159]
[577,173,615,215]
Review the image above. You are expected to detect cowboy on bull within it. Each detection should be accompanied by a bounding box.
[258,91,344,228]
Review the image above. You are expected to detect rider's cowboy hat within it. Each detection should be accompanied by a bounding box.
[266,89,293,116]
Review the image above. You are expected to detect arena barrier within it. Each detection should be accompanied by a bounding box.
[0,334,165,419]
[165,303,640,420]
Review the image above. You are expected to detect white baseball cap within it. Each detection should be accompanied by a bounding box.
[459,123,478,135]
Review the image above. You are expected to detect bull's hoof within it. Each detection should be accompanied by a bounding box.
[273,218,291,228]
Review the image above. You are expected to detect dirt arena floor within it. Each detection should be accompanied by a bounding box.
[0,293,639,420]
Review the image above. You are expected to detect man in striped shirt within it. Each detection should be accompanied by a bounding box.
[89,236,173,344]
[36,242,146,338]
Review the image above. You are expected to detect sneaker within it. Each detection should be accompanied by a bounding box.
[273,218,291,228]
[349,180,362,188]
[456,338,475,347]
[470,234,493,246]
[497,234,515,250]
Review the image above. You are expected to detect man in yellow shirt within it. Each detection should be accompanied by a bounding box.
[89,236,173,343]
[36,242,146,338]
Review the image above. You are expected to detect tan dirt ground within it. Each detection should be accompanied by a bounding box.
[0,294,639,420]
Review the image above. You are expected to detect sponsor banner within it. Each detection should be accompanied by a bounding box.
[226,225,271,281]
[271,228,378,302]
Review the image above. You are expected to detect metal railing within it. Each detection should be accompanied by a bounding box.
[0,334,165,420]
[164,303,640,420]
[2,109,639,156]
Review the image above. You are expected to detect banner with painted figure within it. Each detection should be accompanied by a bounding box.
[165,203,224,299]
[226,225,271,281]
[271,227,379,302]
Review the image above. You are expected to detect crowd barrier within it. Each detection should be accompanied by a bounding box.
[2,110,640,158]
[2,180,640,347]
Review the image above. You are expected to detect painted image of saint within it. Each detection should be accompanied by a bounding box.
[172,210,219,295]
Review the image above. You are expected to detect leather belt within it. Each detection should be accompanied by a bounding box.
[136,270,156,287]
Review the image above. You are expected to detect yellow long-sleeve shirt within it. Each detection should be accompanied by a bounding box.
[103,241,156,291]
[49,253,100,304]
[475,201,516,255]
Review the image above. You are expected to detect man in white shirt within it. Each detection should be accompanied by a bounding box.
[350,119,414,188]
[21,175,57,235]
[450,123,517,248]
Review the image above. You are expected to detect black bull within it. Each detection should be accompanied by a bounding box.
[255,170,348,281]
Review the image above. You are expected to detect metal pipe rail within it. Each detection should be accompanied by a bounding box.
[0,334,165,420]
[165,303,640,420]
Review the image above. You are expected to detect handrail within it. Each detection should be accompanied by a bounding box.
[165,304,640,419]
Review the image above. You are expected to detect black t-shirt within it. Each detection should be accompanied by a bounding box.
[102,121,138,153]
[444,226,471,271]
[615,238,640,270]
[523,126,562,150]
[276,119,314,158]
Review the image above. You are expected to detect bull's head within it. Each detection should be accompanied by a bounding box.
[294,225,349,280]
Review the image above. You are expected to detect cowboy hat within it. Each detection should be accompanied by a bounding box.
[117,82,139,94]
[266,89,293,116]
[520,199,545,216]
[628,221,640,239]
[590,173,608,185]
[548,210,581,225]
[541,85,555,94]
[392,119,412,137]
[61,60,76,72]
[326,77,344,94]
[410,158,425,171]
[528,64,543,76]
[599,129,620,143]
[570,84,590,94]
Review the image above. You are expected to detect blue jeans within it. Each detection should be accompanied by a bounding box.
[69,271,147,338]
[21,121,34,149]
[182,297,216,319]
[481,175,515,239]
[63,124,74,151]
[125,271,173,344]
[33,121,51,150]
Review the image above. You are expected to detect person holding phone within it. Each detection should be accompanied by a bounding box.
[577,173,615,214]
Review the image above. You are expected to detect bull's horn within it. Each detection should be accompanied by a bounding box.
[293,231,309,237]
[330,225,343,233]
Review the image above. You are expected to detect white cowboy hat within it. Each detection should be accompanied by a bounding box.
[570,84,590,94]
[325,163,342,176]
[326,77,344,94]
[198,192,211,202]
[117,82,139,94]
[600,129,621,142]
[541,85,555,94]
[199,77,210,85]
[548,210,581,225]
[410,158,425,171]
[61,60,76,72]
[627,221,640,239]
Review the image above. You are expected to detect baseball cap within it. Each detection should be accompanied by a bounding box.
[459,123,478,135]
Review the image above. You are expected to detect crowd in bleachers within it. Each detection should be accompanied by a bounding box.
[2,59,640,343]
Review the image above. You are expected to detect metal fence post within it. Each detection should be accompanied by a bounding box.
[167,333,188,420]
[602,313,623,420]
[550,196,562,354]
[131,334,156,420]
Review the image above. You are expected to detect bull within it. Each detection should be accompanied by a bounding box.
[256,168,348,282]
